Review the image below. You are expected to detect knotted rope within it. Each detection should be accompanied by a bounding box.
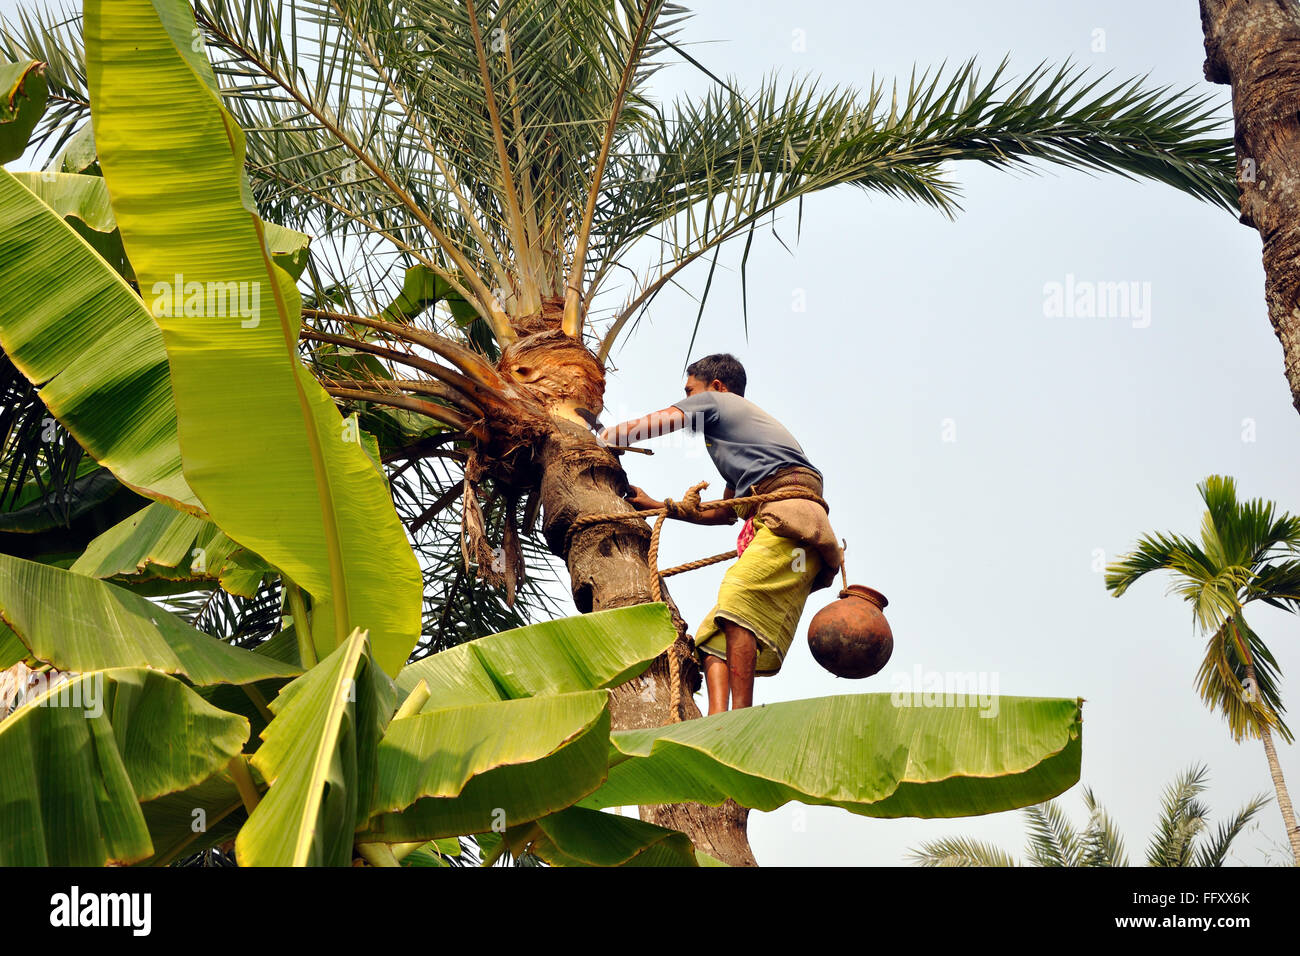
[567,481,829,722]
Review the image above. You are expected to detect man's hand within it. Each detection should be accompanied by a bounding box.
[624,485,661,511]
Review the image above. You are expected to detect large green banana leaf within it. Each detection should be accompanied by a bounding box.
[505,805,698,867]
[0,553,300,686]
[138,768,249,866]
[9,168,128,277]
[85,0,422,674]
[395,602,679,708]
[10,170,311,282]
[581,695,1083,818]
[239,630,394,866]
[71,499,270,597]
[0,667,248,865]
[357,605,676,844]
[0,59,45,162]
[359,691,612,844]
[0,168,199,512]
[0,622,25,669]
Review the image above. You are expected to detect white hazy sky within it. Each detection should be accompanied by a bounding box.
[5,0,1298,867]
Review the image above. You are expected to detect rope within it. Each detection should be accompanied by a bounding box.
[568,480,829,722]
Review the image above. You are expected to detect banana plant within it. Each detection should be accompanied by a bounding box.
[0,568,1082,866]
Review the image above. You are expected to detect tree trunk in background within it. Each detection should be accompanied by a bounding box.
[536,420,759,867]
[1258,724,1300,863]
[1241,650,1300,864]
[1200,0,1300,412]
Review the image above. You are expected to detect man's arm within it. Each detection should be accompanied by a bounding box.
[598,405,687,447]
[625,484,737,526]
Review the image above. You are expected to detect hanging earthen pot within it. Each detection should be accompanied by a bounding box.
[807,585,893,679]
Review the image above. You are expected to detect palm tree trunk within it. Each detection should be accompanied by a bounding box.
[1199,0,1300,413]
[1234,621,1300,865]
[1256,721,1300,864]
[535,419,759,866]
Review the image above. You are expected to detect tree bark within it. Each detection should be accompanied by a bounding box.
[1234,616,1300,864]
[1257,723,1300,863]
[535,420,759,866]
[1200,0,1300,412]
[1241,652,1300,864]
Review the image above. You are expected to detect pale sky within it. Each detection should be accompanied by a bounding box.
[5,0,1298,867]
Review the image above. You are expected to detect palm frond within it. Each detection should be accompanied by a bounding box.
[907,836,1018,867]
[1146,764,1210,867]
[1080,787,1128,867]
[1105,530,1207,597]
[1196,614,1291,744]
[594,58,1235,357]
[1193,791,1270,867]
[1024,799,1083,867]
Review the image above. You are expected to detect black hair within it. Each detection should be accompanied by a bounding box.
[686,353,747,396]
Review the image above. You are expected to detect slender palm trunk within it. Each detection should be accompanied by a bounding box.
[1233,617,1300,865]
[535,419,758,866]
[1256,721,1300,864]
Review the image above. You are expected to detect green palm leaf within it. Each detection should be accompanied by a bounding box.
[908,836,1019,867]
[1024,799,1082,867]
[1193,791,1270,867]
[1079,786,1128,866]
[1146,764,1211,867]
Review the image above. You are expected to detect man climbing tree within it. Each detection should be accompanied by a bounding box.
[600,354,843,713]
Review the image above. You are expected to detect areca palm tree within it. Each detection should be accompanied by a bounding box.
[2,0,1239,864]
[910,764,1270,867]
[1106,475,1300,865]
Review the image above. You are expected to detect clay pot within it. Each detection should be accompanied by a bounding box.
[807,585,893,679]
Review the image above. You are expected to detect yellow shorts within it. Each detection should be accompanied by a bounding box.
[694,517,823,676]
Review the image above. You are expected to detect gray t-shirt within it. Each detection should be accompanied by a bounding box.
[671,391,820,494]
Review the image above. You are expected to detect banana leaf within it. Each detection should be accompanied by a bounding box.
[0,667,249,865]
[85,0,422,674]
[581,695,1083,819]
[359,691,612,844]
[71,499,271,597]
[395,602,679,709]
[138,771,246,866]
[238,630,393,866]
[0,168,200,512]
[0,552,300,686]
[505,805,697,867]
[10,170,311,281]
[0,59,45,162]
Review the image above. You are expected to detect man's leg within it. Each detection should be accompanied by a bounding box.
[721,620,758,709]
[703,653,730,715]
